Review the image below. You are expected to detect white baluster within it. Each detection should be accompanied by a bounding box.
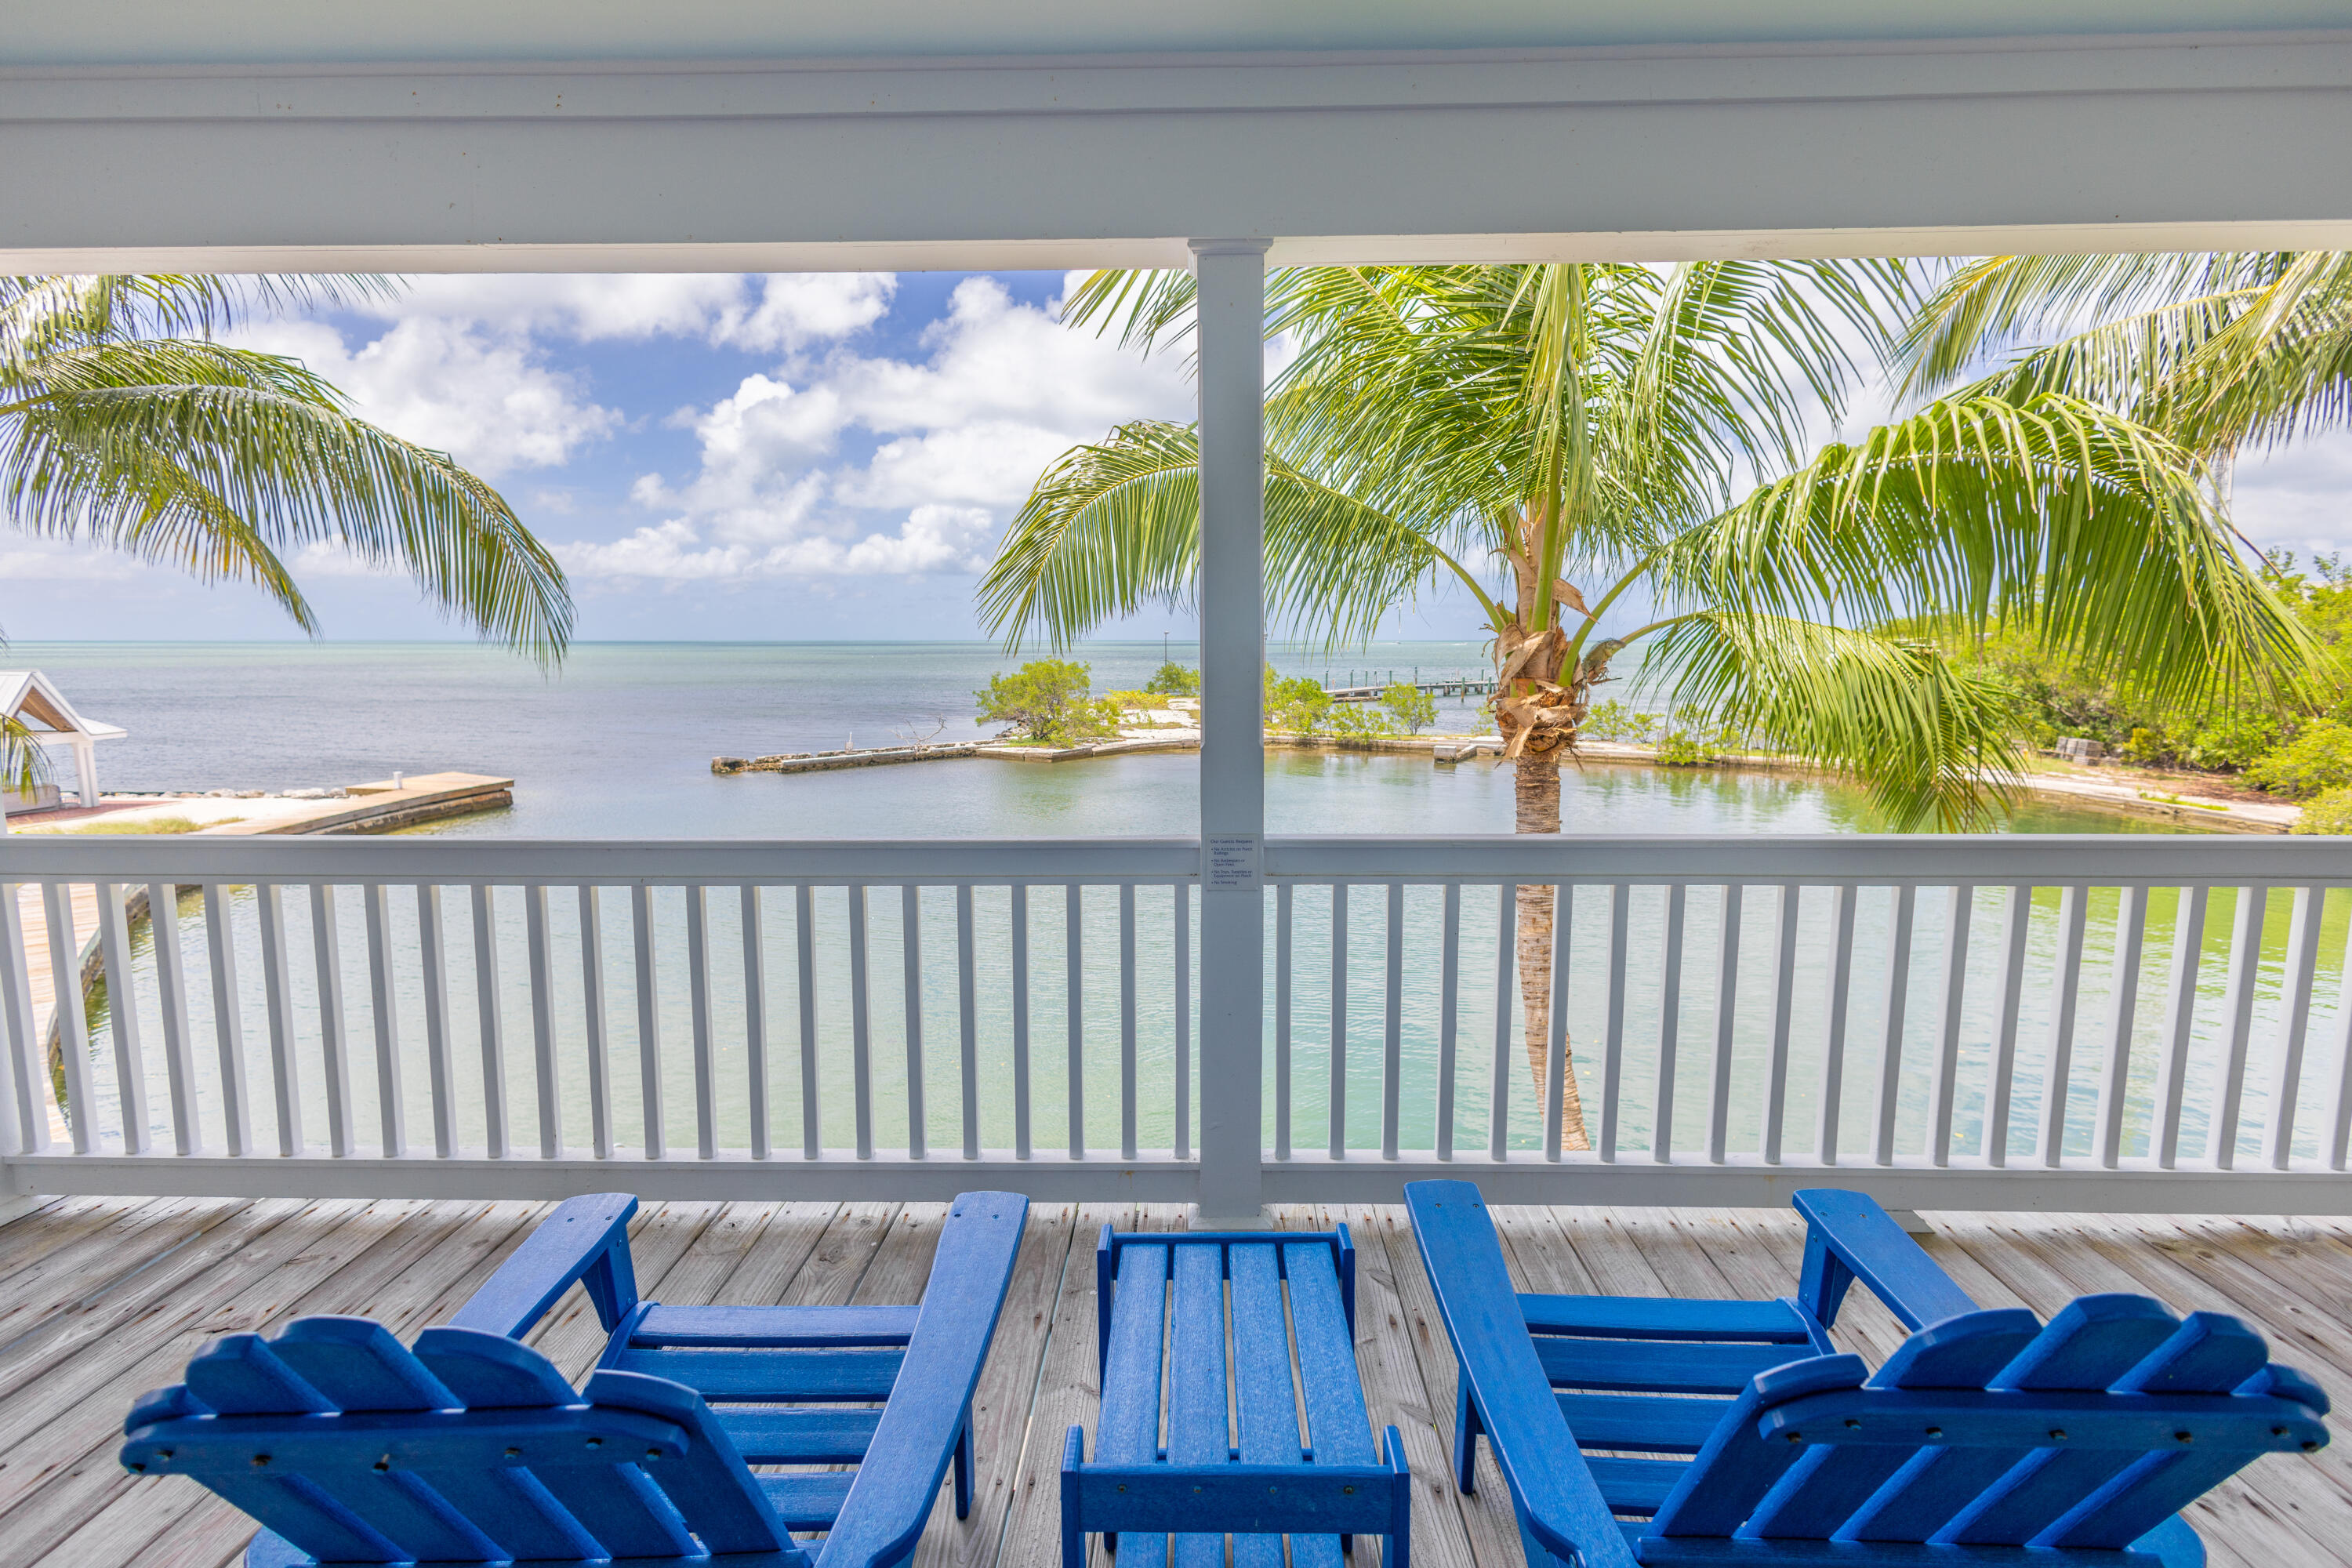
[97,883,152,1155]
[1871,884,1917,1167]
[310,883,352,1158]
[1816,883,1857,1167]
[1383,881,1405,1163]
[148,882,202,1156]
[2096,885,2148,1170]
[1705,884,1742,1166]
[363,884,405,1158]
[2034,885,2089,1170]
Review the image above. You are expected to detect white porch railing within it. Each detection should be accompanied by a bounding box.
[6,835,2352,1212]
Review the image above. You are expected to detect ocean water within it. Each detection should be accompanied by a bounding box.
[40,641,2326,1178]
[7,638,2184,837]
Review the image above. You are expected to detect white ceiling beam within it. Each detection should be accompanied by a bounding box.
[5,31,2349,269]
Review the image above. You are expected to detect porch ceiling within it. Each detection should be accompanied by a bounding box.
[3,18,2350,271]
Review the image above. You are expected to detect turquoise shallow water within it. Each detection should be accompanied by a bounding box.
[40,641,2317,1176]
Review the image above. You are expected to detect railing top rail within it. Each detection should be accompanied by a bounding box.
[0,836,1206,883]
[6,832,2350,885]
[1265,834,2352,884]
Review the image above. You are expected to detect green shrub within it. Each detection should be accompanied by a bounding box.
[1581,699,1657,743]
[1379,682,1437,734]
[1264,666,1330,731]
[1650,708,1744,767]
[1326,703,1397,739]
[976,659,1123,746]
[2293,786,2352,834]
[1145,662,1200,696]
[2245,718,2352,798]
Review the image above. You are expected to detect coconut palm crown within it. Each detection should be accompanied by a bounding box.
[1,273,573,793]
[978,262,2309,1147]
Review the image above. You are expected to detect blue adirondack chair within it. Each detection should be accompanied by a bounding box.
[119,1190,1029,1568]
[1405,1179,2328,1568]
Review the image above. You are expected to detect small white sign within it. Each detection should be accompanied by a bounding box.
[1204,834,1262,891]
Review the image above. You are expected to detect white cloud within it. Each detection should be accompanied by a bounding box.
[0,544,144,582]
[222,273,897,487]
[232,318,619,479]
[352,273,895,352]
[558,505,996,582]
[580,275,1191,582]
[2233,434,2352,560]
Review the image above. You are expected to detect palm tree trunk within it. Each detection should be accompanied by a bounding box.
[1513,749,1590,1150]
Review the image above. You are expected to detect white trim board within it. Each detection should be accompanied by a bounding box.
[6,31,2351,265]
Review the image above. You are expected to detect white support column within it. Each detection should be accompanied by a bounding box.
[1191,238,1270,1225]
[70,737,98,807]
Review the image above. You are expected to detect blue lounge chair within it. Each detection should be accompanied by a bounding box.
[119,1190,1029,1568]
[1405,1179,2328,1568]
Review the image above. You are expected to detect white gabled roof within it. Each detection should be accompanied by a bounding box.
[0,670,126,743]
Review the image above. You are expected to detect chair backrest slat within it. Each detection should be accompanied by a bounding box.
[585,1369,792,1554]
[1646,1356,1867,1537]
[1947,1311,2278,1549]
[1667,1294,2327,1553]
[127,1316,806,1565]
[1744,1311,2038,1540]
[270,1317,457,1411]
[413,1327,717,1559]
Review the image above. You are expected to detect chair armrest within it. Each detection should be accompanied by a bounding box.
[446,1192,640,1340]
[816,1192,1028,1568]
[1404,1181,1638,1568]
[1791,1189,1974,1333]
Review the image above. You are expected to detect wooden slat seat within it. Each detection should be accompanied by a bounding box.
[1061,1227,1412,1568]
[1408,1181,2333,1568]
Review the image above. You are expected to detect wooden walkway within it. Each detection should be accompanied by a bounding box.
[0,1196,2346,1568]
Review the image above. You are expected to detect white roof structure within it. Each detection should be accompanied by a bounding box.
[1,4,2347,274]
[2,670,125,811]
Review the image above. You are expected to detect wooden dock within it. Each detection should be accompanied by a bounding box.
[1,1196,2344,1568]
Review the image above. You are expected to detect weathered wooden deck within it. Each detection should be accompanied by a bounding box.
[1,1195,2345,1568]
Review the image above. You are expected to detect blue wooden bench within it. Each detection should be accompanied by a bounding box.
[1062,1226,1410,1568]
[1405,1179,2329,1568]
[119,1190,1029,1568]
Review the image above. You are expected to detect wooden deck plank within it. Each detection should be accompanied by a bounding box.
[1934,1212,2333,1568]
[2,1195,2341,1568]
[994,1200,1140,1568]
[910,1202,1080,1568]
[27,1200,551,1568]
[0,1196,246,1352]
[1332,1200,1505,1568]
[8,1199,496,1548]
[1357,1198,1531,1568]
[0,1196,121,1290]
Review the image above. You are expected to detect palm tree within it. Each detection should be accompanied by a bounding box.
[0,274,572,813]
[978,263,2307,1148]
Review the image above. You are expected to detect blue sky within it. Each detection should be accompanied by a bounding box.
[5,269,2350,645]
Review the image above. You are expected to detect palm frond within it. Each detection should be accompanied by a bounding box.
[975,419,1495,652]
[6,358,569,659]
[1639,613,2027,829]
[1893,252,2295,398]
[0,714,46,801]
[1658,391,2314,713]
